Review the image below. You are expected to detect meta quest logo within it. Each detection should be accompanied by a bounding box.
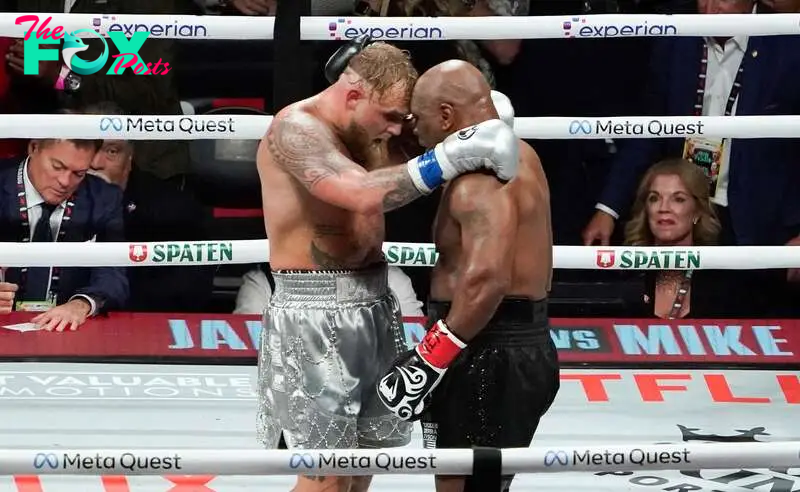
[17,15,171,76]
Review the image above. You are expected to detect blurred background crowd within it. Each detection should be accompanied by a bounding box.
[1,0,799,329]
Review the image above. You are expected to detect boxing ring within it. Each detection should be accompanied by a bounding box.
[1,9,800,492]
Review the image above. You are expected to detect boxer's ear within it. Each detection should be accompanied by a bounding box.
[345,88,363,110]
[439,103,454,131]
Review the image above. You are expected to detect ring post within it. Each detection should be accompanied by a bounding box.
[471,447,502,490]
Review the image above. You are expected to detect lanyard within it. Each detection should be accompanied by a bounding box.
[667,270,694,320]
[694,41,746,118]
[15,162,75,304]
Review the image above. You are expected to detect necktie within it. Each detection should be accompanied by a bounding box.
[21,204,57,302]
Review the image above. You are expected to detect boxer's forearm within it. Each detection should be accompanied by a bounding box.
[445,267,509,342]
[362,166,424,212]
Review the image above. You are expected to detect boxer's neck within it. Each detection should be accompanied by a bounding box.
[314,87,350,133]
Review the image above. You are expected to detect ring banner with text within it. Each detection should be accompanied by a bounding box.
[1,313,799,365]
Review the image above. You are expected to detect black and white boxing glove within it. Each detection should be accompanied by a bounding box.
[405,118,519,195]
[377,320,467,421]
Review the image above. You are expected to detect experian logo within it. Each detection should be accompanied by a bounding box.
[96,15,208,38]
[562,17,677,38]
[327,18,443,41]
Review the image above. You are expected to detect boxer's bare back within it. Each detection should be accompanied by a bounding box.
[258,98,419,271]
[431,139,552,319]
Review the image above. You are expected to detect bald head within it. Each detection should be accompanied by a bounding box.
[414,60,493,111]
[410,60,499,148]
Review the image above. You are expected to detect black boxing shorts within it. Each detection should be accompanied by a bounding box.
[420,297,560,492]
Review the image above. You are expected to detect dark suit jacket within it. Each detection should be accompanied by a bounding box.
[599,36,800,246]
[123,168,214,312]
[0,163,129,312]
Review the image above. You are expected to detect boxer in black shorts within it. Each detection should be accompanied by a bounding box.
[377,60,560,492]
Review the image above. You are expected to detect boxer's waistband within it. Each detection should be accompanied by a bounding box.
[427,297,549,344]
[271,263,389,305]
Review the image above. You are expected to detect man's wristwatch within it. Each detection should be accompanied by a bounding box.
[54,66,82,94]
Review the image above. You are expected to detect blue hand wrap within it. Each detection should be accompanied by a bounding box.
[416,149,445,191]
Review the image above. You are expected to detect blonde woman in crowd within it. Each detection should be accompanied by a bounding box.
[624,158,752,319]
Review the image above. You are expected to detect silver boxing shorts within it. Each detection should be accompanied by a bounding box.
[256,263,413,450]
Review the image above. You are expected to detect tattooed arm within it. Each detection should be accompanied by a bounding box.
[262,111,423,213]
[442,174,518,342]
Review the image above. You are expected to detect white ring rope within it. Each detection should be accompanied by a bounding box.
[4,12,800,40]
[2,241,799,269]
[5,10,796,481]
[8,442,800,475]
[5,114,800,140]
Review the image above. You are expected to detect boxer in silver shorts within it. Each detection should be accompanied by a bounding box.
[257,264,410,451]
[256,33,519,491]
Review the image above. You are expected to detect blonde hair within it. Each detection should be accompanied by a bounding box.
[348,42,418,101]
[624,158,721,246]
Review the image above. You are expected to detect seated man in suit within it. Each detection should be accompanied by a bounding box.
[0,138,129,331]
[86,101,213,312]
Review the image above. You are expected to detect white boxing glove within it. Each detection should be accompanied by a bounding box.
[491,90,515,129]
[406,119,519,194]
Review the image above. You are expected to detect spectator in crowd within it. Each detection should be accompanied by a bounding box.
[85,102,213,313]
[401,0,527,86]
[583,0,800,249]
[0,137,128,330]
[234,264,424,316]
[759,0,800,12]
[194,0,353,15]
[623,159,752,318]
[581,0,800,313]
[2,0,191,184]
[194,0,276,14]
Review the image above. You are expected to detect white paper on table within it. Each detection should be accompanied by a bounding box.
[1,323,42,332]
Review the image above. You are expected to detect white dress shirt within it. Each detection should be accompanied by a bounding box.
[701,35,747,207]
[22,160,97,315]
[234,266,425,316]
